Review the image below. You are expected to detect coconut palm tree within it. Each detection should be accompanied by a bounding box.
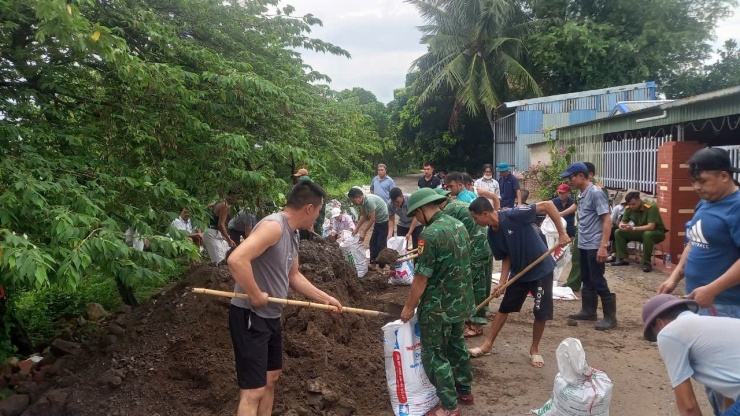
[408,0,543,160]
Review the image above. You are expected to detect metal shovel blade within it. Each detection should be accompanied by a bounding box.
[383,303,404,324]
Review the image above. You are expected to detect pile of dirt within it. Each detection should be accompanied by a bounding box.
[376,248,401,267]
[52,239,397,416]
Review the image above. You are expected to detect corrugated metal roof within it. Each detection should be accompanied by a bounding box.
[611,100,673,116]
[558,85,740,140]
[504,82,656,108]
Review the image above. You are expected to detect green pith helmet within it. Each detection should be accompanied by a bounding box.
[407,188,447,218]
[435,189,451,197]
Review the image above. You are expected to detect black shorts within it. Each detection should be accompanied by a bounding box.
[228,305,282,389]
[498,272,554,322]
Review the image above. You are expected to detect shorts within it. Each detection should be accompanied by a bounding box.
[228,305,282,389]
[498,272,553,322]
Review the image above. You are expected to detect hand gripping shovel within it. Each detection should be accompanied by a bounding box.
[474,245,560,313]
[192,288,402,321]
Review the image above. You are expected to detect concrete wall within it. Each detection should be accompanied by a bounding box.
[528,142,552,167]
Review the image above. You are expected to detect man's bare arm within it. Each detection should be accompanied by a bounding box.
[673,379,702,416]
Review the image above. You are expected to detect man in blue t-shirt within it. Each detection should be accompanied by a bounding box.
[446,171,478,203]
[370,163,396,203]
[496,162,521,208]
[552,183,576,237]
[467,198,570,368]
[658,148,740,415]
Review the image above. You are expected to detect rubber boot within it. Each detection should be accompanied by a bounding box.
[568,290,598,321]
[595,293,617,330]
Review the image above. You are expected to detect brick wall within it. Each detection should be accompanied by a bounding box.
[656,141,703,263]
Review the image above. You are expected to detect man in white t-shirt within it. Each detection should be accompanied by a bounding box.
[171,207,203,246]
[642,294,740,416]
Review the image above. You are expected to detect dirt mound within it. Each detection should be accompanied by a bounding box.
[376,248,401,266]
[58,239,396,416]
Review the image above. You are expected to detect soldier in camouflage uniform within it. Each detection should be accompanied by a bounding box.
[435,189,494,337]
[400,188,475,416]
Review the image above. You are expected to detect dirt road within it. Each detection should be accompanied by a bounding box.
[389,173,712,415]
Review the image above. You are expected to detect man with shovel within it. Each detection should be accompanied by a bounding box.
[227,180,343,416]
[400,188,474,416]
[467,197,569,368]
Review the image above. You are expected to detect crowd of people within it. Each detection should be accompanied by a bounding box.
[212,148,738,416]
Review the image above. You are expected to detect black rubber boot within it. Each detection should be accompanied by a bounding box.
[568,290,598,321]
[595,293,617,330]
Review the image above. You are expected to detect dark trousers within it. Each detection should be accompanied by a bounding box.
[579,248,611,296]
[228,228,245,245]
[370,221,389,262]
[397,225,423,250]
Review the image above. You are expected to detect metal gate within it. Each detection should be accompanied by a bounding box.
[493,113,516,168]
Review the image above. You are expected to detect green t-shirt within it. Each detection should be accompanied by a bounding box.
[620,202,666,233]
[362,194,389,223]
[442,199,492,262]
[414,211,474,323]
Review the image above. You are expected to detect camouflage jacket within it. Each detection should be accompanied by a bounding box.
[415,211,474,323]
[442,199,492,262]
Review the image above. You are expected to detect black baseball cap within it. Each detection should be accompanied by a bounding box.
[688,148,740,174]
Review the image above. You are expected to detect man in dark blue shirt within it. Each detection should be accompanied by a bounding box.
[467,198,570,368]
[496,162,521,208]
[552,183,576,237]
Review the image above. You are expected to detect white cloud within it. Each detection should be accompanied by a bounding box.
[284,0,426,103]
[282,2,739,102]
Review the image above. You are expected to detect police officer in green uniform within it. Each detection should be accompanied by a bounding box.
[435,189,494,338]
[400,188,475,416]
[612,191,666,272]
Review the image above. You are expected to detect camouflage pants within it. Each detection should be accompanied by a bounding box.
[420,320,472,410]
[470,256,493,325]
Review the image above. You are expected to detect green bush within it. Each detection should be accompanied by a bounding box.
[523,130,575,201]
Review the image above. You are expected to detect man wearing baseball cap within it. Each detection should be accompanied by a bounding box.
[642,294,740,415]
[399,188,474,416]
[552,183,576,237]
[657,147,740,414]
[496,162,521,208]
[562,162,615,330]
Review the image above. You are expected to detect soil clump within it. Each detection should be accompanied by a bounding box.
[52,239,396,415]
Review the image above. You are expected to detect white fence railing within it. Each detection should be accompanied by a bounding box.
[600,136,672,194]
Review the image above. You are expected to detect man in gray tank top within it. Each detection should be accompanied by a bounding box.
[227,180,343,416]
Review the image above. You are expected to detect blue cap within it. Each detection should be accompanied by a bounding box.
[560,162,589,178]
[496,162,511,172]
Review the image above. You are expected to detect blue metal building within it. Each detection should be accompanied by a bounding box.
[493,82,657,170]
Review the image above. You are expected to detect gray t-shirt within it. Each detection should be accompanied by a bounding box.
[577,183,610,250]
[231,212,298,318]
[362,194,390,223]
[387,194,423,229]
[228,210,256,232]
[658,311,740,402]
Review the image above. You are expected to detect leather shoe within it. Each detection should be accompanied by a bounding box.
[642,263,653,272]
[458,393,474,405]
[612,259,628,266]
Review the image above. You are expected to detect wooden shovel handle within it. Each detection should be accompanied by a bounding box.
[396,253,419,263]
[474,245,561,313]
[192,288,390,317]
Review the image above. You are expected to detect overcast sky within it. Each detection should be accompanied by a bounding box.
[286,1,739,103]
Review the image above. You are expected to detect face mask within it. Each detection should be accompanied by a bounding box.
[483,174,493,180]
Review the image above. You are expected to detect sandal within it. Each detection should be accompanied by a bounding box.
[463,326,484,338]
[530,354,545,368]
[468,347,491,358]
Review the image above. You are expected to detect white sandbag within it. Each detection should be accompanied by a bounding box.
[386,237,414,285]
[382,315,439,416]
[338,231,368,278]
[202,228,229,264]
[535,338,613,416]
[541,217,572,285]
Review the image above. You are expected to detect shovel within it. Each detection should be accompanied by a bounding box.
[474,245,560,313]
[377,247,419,266]
[192,288,402,321]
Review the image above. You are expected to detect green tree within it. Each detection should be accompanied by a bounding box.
[664,39,740,98]
[407,0,543,163]
[524,0,736,94]
[0,0,383,353]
